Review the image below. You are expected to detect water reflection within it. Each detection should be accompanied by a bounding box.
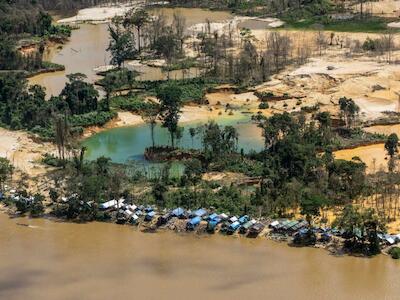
[83,114,263,164]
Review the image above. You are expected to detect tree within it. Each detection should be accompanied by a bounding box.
[201,122,239,159]
[339,97,359,128]
[37,11,52,36]
[147,13,167,48]
[141,105,159,148]
[124,8,149,53]
[60,73,98,115]
[157,83,183,148]
[72,146,86,174]
[385,133,398,158]
[333,205,386,254]
[314,24,326,56]
[300,189,327,226]
[315,111,332,145]
[108,16,136,68]
[327,159,366,204]
[54,114,69,162]
[385,133,398,172]
[153,29,179,63]
[101,74,117,112]
[96,156,111,176]
[49,188,59,203]
[30,194,45,217]
[183,159,203,186]
[152,181,168,207]
[172,13,186,54]
[266,32,291,72]
[0,158,13,192]
[189,127,196,146]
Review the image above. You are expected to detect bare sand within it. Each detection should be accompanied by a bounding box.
[57,2,143,24]
[255,48,400,120]
[364,123,400,135]
[0,128,56,177]
[188,16,284,35]
[83,103,241,138]
[352,0,400,18]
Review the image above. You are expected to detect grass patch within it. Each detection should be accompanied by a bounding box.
[162,58,199,72]
[284,16,394,33]
[110,96,155,113]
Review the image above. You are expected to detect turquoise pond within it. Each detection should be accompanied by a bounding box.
[82,113,264,165]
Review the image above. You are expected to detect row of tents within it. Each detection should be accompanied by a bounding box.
[100,200,267,237]
[186,211,265,237]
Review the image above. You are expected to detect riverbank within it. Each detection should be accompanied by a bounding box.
[0,202,391,260]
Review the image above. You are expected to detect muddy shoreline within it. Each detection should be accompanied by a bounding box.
[0,207,363,259]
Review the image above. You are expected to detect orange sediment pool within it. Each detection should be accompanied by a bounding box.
[334,143,388,173]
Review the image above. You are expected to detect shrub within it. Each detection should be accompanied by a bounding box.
[389,247,400,259]
[30,200,45,217]
[258,102,269,109]
[68,111,117,127]
[110,96,154,112]
[362,37,377,51]
[255,91,274,101]
[15,199,29,214]
[42,153,65,167]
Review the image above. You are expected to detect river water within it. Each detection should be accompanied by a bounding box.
[0,213,399,300]
[29,8,235,96]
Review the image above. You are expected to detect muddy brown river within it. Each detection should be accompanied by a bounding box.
[29,8,234,96]
[0,213,399,300]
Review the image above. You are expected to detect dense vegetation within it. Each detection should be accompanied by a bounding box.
[0,72,115,139]
[0,0,72,73]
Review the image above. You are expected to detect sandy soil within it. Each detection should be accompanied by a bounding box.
[83,104,241,138]
[364,123,400,135]
[0,128,56,177]
[202,171,248,185]
[188,16,284,35]
[58,2,143,23]
[253,48,400,120]
[388,21,400,28]
[352,0,400,17]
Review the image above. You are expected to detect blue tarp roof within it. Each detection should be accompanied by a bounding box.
[209,217,221,224]
[194,209,207,217]
[229,221,241,230]
[188,216,201,226]
[208,213,218,220]
[172,207,185,216]
[208,219,220,229]
[147,211,155,217]
[238,215,249,224]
